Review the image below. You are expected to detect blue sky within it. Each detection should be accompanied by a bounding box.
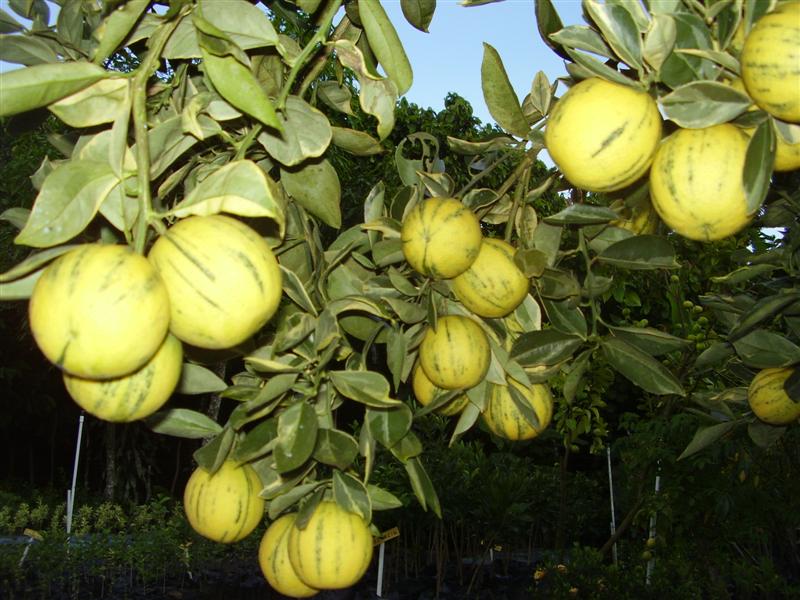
[0,0,584,126]
[382,0,584,125]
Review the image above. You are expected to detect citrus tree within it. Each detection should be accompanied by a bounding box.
[1,0,799,595]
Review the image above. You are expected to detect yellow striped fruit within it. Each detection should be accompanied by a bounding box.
[727,77,800,172]
[183,460,265,543]
[545,77,662,192]
[450,238,529,318]
[28,244,170,379]
[482,379,554,441]
[411,362,469,416]
[419,315,490,390]
[63,334,182,422]
[259,513,319,598]
[148,215,282,349]
[650,124,752,241]
[741,2,800,123]
[610,199,660,235]
[400,197,482,279]
[287,501,373,590]
[748,366,800,425]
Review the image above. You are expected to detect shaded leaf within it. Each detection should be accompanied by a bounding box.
[314,429,359,470]
[258,96,332,166]
[743,119,775,215]
[93,0,149,63]
[274,401,318,473]
[733,329,800,369]
[281,159,341,228]
[404,457,441,517]
[678,421,736,460]
[401,0,436,32]
[511,330,583,367]
[602,337,685,396]
[330,370,401,407]
[366,405,413,448]
[177,363,226,395]
[0,61,108,117]
[332,470,371,522]
[145,408,223,439]
[660,81,751,128]
[598,235,680,270]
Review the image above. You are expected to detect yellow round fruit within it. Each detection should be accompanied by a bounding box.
[728,77,800,172]
[28,244,170,379]
[259,513,319,598]
[148,215,282,349]
[610,199,660,235]
[183,460,265,543]
[450,238,529,318]
[545,77,662,192]
[411,362,470,416]
[400,197,483,279]
[650,124,752,241]
[63,334,182,422]
[419,315,491,390]
[748,366,800,425]
[287,501,373,590]
[482,379,553,441]
[741,3,800,123]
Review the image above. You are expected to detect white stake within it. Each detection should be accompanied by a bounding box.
[66,413,85,535]
[645,474,661,586]
[606,446,618,565]
[376,542,386,597]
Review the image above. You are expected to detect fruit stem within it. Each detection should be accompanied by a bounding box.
[578,229,599,337]
[297,16,354,100]
[455,149,518,198]
[476,153,533,221]
[504,164,531,243]
[130,11,186,254]
[276,0,344,111]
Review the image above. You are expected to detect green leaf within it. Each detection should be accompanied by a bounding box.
[542,298,587,339]
[660,81,751,128]
[92,0,149,63]
[659,13,715,89]
[367,484,403,511]
[280,265,318,316]
[583,0,643,71]
[549,26,614,59]
[729,293,800,342]
[511,330,584,367]
[314,429,360,470]
[258,96,332,166]
[481,43,529,138]
[695,342,735,372]
[177,363,226,395]
[390,430,423,462]
[386,328,409,392]
[145,409,223,439]
[171,160,285,234]
[404,457,441,517]
[49,78,130,129]
[748,421,785,449]
[0,35,62,65]
[281,159,341,229]
[199,0,278,50]
[743,119,775,215]
[201,50,280,129]
[598,235,680,270]
[447,135,515,155]
[0,270,43,300]
[733,329,800,369]
[711,264,777,285]
[268,482,322,520]
[330,370,401,407]
[15,160,119,248]
[332,470,371,522]
[602,337,685,396]
[331,127,384,156]
[449,401,482,446]
[193,427,234,473]
[563,349,591,404]
[535,0,568,60]
[366,405,413,448]
[643,13,677,72]
[359,0,413,95]
[608,325,689,356]
[0,245,78,283]
[401,0,436,33]
[678,421,736,460]
[333,40,398,140]
[544,205,618,226]
[0,8,24,33]
[232,418,278,462]
[563,46,640,88]
[317,81,355,115]
[0,62,108,117]
[274,401,318,473]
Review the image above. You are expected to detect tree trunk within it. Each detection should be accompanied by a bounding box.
[104,422,117,501]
